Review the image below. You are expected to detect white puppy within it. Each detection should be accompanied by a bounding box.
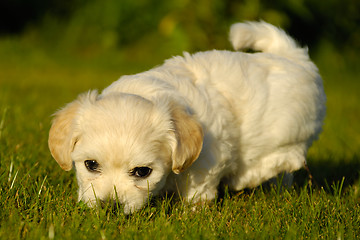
[49,21,326,213]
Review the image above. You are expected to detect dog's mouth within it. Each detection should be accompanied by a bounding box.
[99,199,123,213]
[96,198,126,214]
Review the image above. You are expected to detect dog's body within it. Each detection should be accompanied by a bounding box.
[49,21,326,213]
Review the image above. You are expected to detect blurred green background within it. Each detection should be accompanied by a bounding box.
[0,0,359,65]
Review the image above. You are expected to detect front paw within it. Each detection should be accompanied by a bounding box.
[185,187,217,205]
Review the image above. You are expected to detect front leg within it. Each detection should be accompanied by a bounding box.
[184,185,218,203]
[172,171,220,204]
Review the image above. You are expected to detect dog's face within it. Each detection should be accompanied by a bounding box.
[48,91,203,213]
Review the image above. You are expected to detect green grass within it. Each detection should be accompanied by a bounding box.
[0,41,359,239]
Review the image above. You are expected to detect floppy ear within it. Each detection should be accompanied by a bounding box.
[48,100,81,171]
[170,104,204,174]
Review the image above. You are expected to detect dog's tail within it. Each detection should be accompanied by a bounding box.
[230,21,310,65]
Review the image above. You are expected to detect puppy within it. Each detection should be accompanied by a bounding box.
[49,21,326,213]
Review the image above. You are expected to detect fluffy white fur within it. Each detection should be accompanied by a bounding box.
[48,21,326,213]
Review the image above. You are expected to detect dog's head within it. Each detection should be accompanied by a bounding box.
[48,91,203,213]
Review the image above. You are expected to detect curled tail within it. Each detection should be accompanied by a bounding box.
[230,21,310,64]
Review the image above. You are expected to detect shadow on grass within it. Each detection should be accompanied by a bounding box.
[293,155,360,190]
[217,155,360,199]
[159,156,360,211]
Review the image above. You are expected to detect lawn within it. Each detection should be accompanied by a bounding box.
[0,39,359,239]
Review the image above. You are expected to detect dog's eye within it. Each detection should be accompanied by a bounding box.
[84,160,100,172]
[131,167,152,178]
